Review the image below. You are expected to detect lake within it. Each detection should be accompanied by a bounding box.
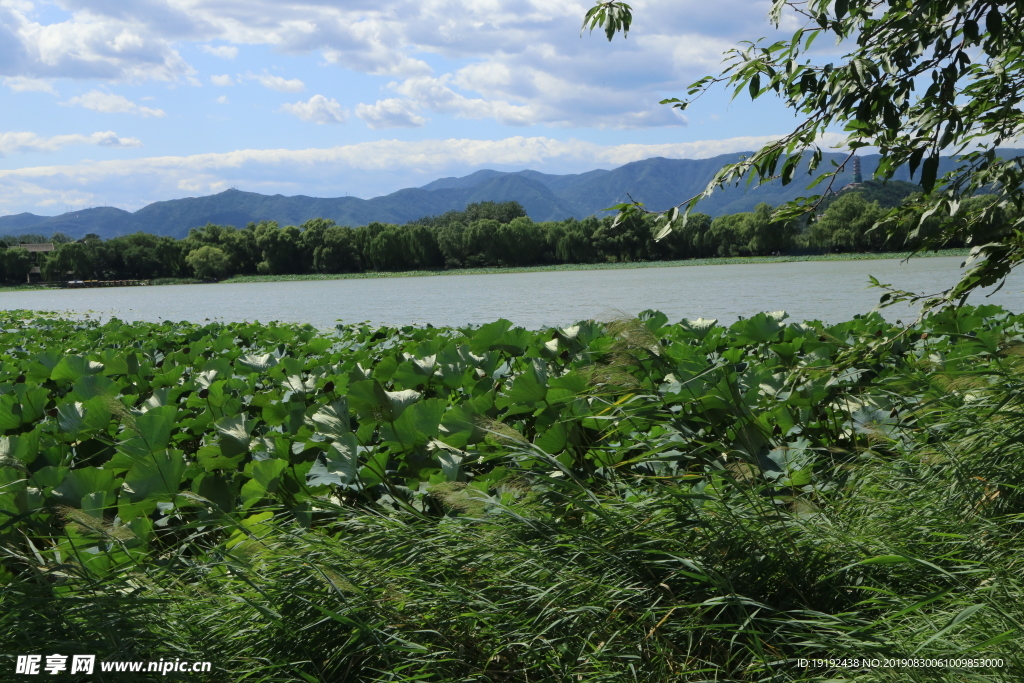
[2,256,1022,329]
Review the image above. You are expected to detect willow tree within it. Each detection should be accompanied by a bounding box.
[584,0,1024,309]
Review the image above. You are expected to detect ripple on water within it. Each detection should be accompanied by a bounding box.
[1,257,1021,329]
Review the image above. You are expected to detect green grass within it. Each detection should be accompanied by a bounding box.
[5,383,1022,681]
[0,283,58,292]
[0,278,202,292]
[150,277,203,286]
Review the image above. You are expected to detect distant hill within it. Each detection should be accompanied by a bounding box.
[829,179,922,209]
[1,150,1016,240]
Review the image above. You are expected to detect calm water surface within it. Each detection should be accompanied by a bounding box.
[2,257,1022,329]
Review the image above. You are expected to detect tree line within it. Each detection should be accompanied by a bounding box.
[0,189,1003,284]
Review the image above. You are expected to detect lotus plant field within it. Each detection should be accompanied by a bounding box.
[2,306,1023,681]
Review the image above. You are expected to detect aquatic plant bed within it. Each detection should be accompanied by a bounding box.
[1,307,1021,681]
[0,284,56,293]
[219,248,971,284]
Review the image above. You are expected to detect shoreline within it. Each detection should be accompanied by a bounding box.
[0,248,969,292]
[222,249,969,285]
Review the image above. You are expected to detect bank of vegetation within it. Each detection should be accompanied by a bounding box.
[1,305,1021,681]
[214,249,965,286]
[0,181,1003,285]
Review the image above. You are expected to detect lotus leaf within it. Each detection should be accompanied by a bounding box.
[307,433,360,487]
[50,356,104,383]
[123,450,186,503]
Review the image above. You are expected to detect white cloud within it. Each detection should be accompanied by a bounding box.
[0,130,141,156]
[89,131,144,148]
[3,76,57,94]
[2,3,195,82]
[200,44,238,60]
[355,98,425,129]
[320,45,431,79]
[216,94,229,104]
[0,135,801,178]
[389,76,538,126]
[247,71,305,93]
[373,70,687,129]
[178,177,216,192]
[280,94,347,124]
[63,90,166,117]
[0,0,794,127]
[210,74,233,86]
[0,1,35,12]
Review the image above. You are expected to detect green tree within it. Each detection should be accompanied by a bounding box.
[549,218,600,263]
[593,213,653,262]
[1,233,48,247]
[463,219,502,266]
[45,241,105,280]
[706,213,750,257]
[1,247,33,284]
[110,233,168,279]
[74,235,119,280]
[313,226,361,273]
[662,212,713,259]
[808,193,888,251]
[414,225,445,269]
[155,236,188,277]
[254,222,303,275]
[745,202,797,255]
[463,201,528,225]
[586,0,1024,307]
[406,201,528,229]
[496,217,546,266]
[186,246,230,280]
[298,218,333,268]
[364,225,418,271]
[221,226,261,275]
[435,221,469,268]
[944,194,1012,248]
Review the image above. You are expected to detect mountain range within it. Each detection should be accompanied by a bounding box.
[1,150,1012,240]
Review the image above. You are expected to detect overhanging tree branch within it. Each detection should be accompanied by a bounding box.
[584,0,1024,313]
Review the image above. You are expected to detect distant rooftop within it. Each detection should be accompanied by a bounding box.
[15,243,54,252]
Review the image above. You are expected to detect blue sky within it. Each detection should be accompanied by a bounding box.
[0,0,838,216]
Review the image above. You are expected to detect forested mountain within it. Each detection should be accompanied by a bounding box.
[1,150,1015,240]
[0,176,577,240]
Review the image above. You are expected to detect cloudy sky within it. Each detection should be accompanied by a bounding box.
[0,0,818,216]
